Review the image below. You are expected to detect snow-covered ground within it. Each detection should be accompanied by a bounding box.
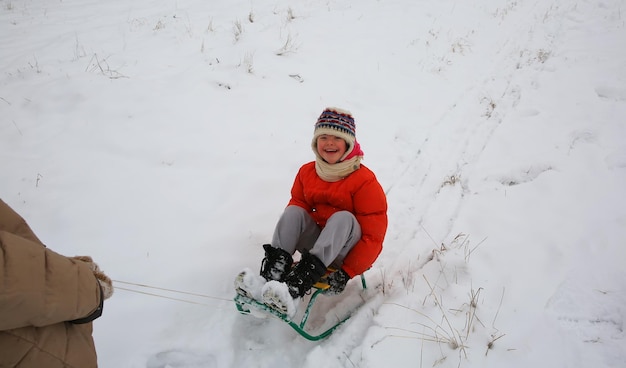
[2,0,625,367]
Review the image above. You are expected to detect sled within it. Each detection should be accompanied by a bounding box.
[234,270,368,341]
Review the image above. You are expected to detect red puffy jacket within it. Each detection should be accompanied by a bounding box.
[288,162,388,278]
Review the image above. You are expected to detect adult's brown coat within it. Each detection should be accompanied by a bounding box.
[0,199,103,368]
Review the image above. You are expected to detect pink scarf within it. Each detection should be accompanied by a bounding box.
[342,140,364,161]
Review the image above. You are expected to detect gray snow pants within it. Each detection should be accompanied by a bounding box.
[271,205,362,268]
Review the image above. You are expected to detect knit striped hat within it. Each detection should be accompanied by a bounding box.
[312,107,356,155]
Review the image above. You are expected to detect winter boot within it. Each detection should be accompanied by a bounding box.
[234,268,266,300]
[235,244,293,300]
[261,252,326,317]
[259,243,293,282]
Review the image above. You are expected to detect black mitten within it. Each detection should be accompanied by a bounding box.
[326,269,350,295]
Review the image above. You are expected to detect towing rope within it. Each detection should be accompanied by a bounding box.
[112,279,232,307]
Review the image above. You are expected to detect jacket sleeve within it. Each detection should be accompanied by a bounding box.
[0,199,42,244]
[287,165,311,210]
[0,202,102,331]
[341,176,388,278]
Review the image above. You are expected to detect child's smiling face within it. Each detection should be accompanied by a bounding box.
[316,134,347,164]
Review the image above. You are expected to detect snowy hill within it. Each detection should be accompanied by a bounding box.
[1,0,625,367]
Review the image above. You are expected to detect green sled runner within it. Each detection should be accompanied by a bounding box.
[234,270,368,341]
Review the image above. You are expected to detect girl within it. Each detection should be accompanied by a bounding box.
[236,107,388,317]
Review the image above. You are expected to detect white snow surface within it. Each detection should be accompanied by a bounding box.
[2,0,626,367]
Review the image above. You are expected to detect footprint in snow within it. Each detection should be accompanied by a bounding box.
[146,349,217,368]
[595,86,626,101]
